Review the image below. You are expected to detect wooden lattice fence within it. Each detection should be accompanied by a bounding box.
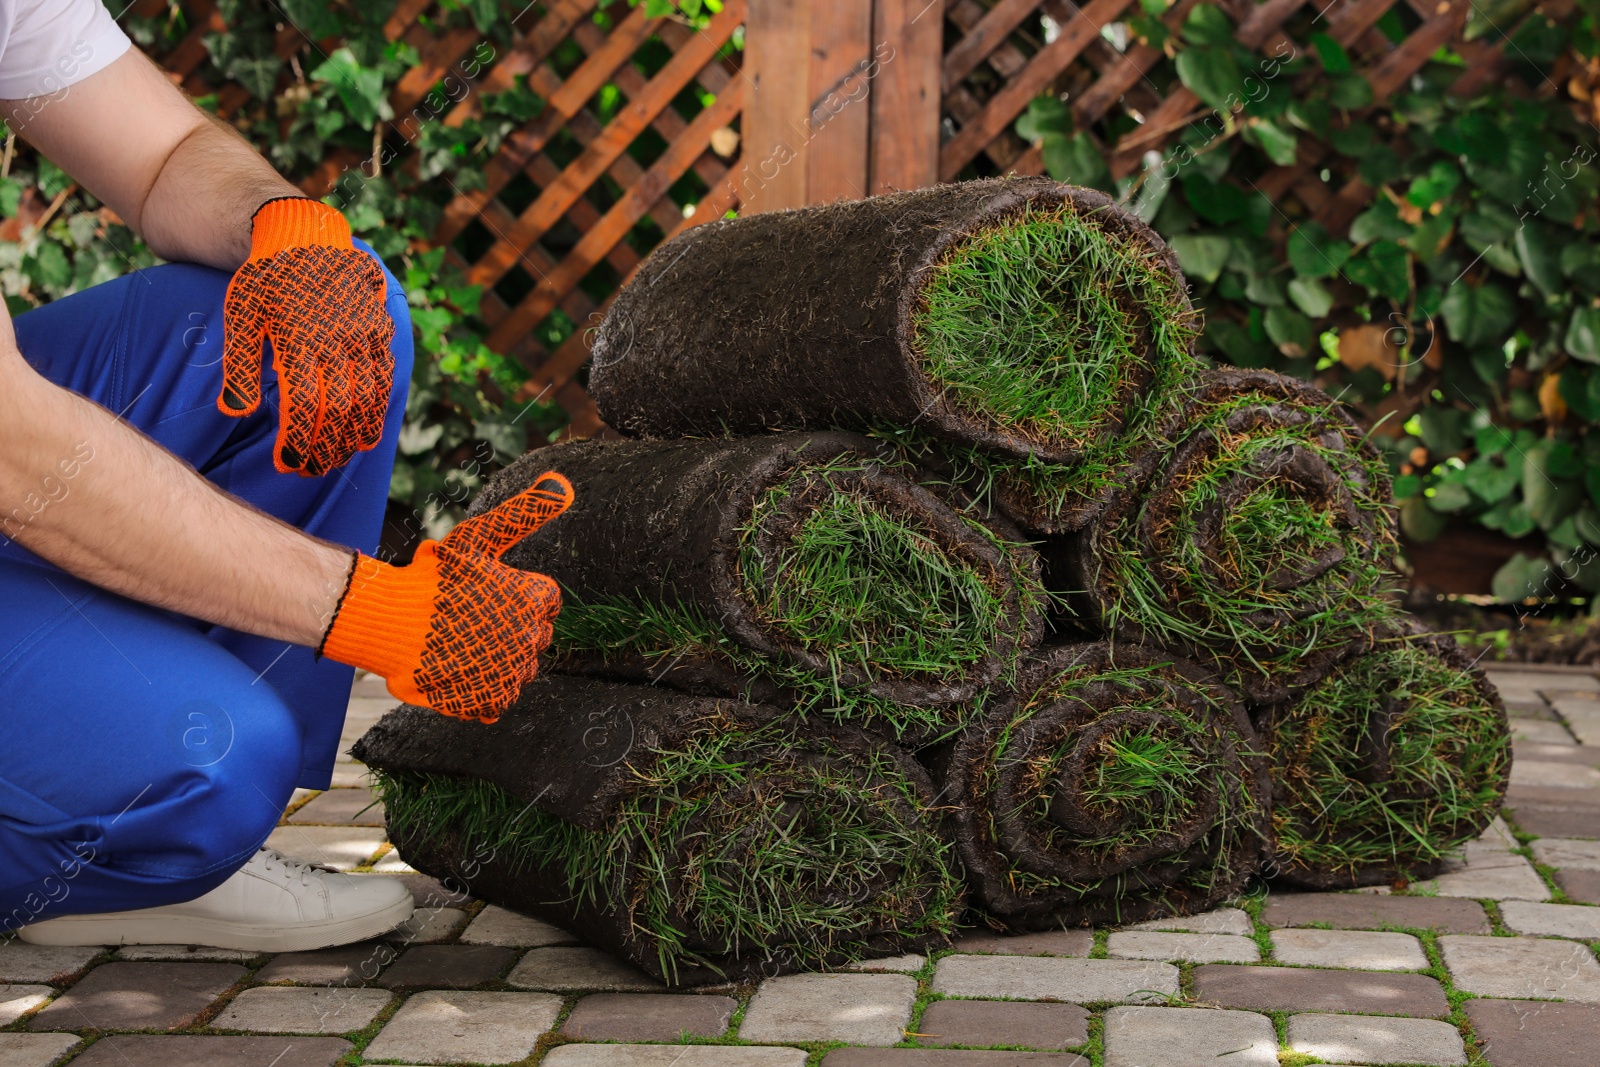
[140,0,1574,443]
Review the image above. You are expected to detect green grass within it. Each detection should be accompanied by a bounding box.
[552,456,1050,741]
[373,719,965,985]
[912,201,1199,450]
[980,659,1260,905]
[1268,629,1513,880]
[1088,388,1399,693]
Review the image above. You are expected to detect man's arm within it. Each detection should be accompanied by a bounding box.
[0,48,300,269]
[0,330,351,645]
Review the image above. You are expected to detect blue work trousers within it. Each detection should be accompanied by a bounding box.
[0,242,412,923]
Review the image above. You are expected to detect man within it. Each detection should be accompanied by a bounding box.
[0,1,568,951]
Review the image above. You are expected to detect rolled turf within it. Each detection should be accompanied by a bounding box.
[474,431,1048,744]
[356,675,965,985]
[922,641,1269,928]
[1260,618,1512,889]
[590,177,1199,468]
[1054,368,1399,703]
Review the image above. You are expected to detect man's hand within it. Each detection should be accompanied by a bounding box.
[320,474,574,721]
[218,198,395,476]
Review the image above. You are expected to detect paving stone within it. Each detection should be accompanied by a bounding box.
[1466,998,1600,1067]
[370,851,416,873]
[0,1034,79,1067]
[0,987,50,1026]
[212,987,391,1034]
[950,928,1093,956]
[548,1047,809,1066]
[840,952,926,972]
[505,945,665,992]
[1270,928,1429,970]
[326,762,370,788]
[287,789,385,826]
[1127,907,1253,936]
[1514,760,1600,788]
[375,944,517,989]
[1506,805,1600,838]
[1556,868,1600,904]
[1287,1012,1465,1066]
[1192,964,1449,1016]
[364,990,562,1064]
[29,961,245,1031]
[1413,842,1550,901]
[824,1052,1087,1065]
[253,939,394,985]
[1483,672,1552,702]
[740,972,916,1046]
[1440,934,1600,1002]
[1102,1006,1277,1067]
[1500,900,1600,939]
[59,1035,351,1066]
[382,907,469,945]
[932,956,1179,1003]
[1552,699,1600,745]
[0,945,102,984]
[1514,720,1577,744]
[1508,785,1600,811]
[559,992,735,1041]
[1533,838,1600,870]
[1105,931,1258,963]
[262,825,386,871]
[916,999,1090,1049]
[113,945,260,962]
[1260,891,1490,933]
[459,905,578,947]
[1516,742,1600,765]
[1508,700,1560,720]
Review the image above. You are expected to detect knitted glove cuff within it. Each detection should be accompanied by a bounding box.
[319,548,442,705]
[250,197,352,261]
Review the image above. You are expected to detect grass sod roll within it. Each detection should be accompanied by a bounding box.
[924,642,1269,929]
[590,177,1201,466]
[474,432,1048,744]
[1056,369,1400,703]
[354,676,964,985]
[1261,619,1513,889]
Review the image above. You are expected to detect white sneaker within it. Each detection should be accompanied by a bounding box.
[17,847,414,952]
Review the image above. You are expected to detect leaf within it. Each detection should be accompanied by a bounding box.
[1516,220,1568,298]
[1288,276,1334,317]
[1428,478,1475,512]
[1040,132,1114,192]
[1464,456,1522,503]
[1208,318,1274,367]
[311,48,393,127]
[1524,440,1585,529]
[1286,98,1330,137]
[1349,199,1413,243]
[1176,45,1246,112]
[1266,305,1315,356]
[1182,172,1250,223]
[1287,221,1353,278]
[1181,4,1236,45]
[1440,282,1515,347]
[1308,31,1353,73]
[1327,122,1376,157]
[1407,160,1463,210]
[1169,234,1232,284]
[1016,96,1073,142]
[1476,426,1514,456]
[1344,240,1410,302]
[1335,322,1400,379]
[24,241,69,289]
[1329,72,1373,109]
[1566,306,1600,363]
[1492,552,1554,601]
[1248,119,1298,165]
[1401,497,1450,541]
[0,177,21,218]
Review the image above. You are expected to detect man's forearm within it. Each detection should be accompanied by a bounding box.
[137,111,302,270]
[0,346,351,646]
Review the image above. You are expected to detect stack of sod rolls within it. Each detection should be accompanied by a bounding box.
[362,177,1512,985]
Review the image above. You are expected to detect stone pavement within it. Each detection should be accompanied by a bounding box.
[7,666,1600,1065]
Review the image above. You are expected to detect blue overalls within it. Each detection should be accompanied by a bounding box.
[0,241,412,923]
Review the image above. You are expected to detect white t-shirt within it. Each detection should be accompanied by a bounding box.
[0,0,130,100]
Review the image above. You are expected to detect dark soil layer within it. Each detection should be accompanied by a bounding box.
[1259,619,1512,890]
[589,177,1197,466]
[922,641,1269,929]
[475,431,1046,743]
[1053,368,1400,703]
[356,675,964,985]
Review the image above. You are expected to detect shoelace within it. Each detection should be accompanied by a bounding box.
[255,847,339,887]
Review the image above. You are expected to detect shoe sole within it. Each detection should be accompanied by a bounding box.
[15,895,415,953]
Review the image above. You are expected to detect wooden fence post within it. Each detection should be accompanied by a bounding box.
[742,0,943,211]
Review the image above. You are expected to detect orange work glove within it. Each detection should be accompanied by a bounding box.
[218,197,395,477]
[319,473,574,722]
